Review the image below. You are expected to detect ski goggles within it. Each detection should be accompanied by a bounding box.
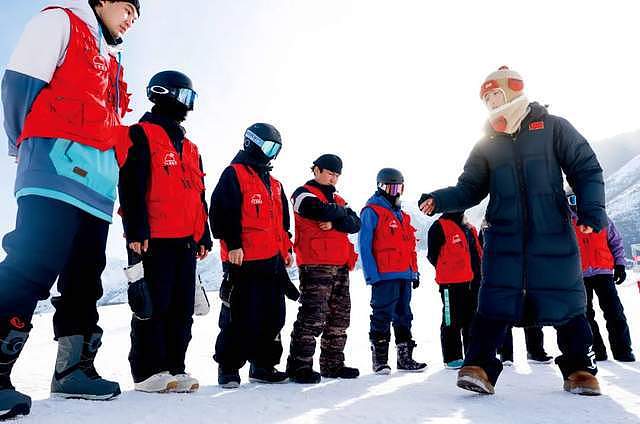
[378,182,404,196]
[147,85,198,110]
[567,194,577,206]
[245,129,282,158]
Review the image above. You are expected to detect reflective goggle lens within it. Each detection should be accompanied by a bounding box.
[378,183,404,196]
[176,88,197,110]
[245,129,282,159]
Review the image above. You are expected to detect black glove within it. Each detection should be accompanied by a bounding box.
[124,261,152,320]
[614,265,627,285]
[412,278,420,289]
[285,280,301,301]
[219,271,233,307]
[418,193,431,207]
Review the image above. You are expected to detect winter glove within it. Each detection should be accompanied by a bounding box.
[124,261,153,320]
[285,280,300,302]
[614,265,627,285]
[219,271,233,308]
[194,274,211,316]
[412,278,420,289]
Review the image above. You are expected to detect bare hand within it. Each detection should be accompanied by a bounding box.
[128,240,149,255]
[419,197,436,215]
[318,221,333,231]
[197,245,209,260]
[578,225,593,234]
[228,248,244,266]
[284,253,293,268]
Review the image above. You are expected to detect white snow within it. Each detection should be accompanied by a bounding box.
[10,264,640,423]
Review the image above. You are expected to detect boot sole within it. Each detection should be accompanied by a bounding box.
[134,381,179,394]
[249,377,289,384]
[457,375,495,395]
[563,383,601,396]
[0,403,30,421]
[51,391,121,401]
[374,367,392,375]
[219,381,240,389]
[398,368,427,373]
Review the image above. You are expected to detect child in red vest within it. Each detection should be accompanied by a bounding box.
[286,154,361,383]
[359,168,426,374]
[427,212,482,370]
[119,71,211,393]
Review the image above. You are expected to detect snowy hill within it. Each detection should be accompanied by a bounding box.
[11,264,640,423]
[605,154,640,256]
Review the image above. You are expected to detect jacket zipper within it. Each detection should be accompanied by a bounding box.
[512,131,529,321]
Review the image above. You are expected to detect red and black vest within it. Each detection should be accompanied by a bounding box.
[219,164,291,262]
[573,219,614,271]
[142,122,206,242]
[293,184,358,269]
[435,218,482,284]
[19,7,132,165]
[368,204,418,274]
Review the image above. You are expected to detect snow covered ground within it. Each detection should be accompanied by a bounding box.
[10,264,640,423]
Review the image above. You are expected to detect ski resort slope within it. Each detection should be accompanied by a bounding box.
[11,265,640,424]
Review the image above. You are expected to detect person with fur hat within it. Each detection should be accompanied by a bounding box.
[419,66,606,396]
[0,0,139,418]
[285,154,361,384]
[210,123,296,388]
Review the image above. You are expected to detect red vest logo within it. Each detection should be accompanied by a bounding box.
[92,55,108,72]
[163,152,178,166]
[451,234,462,244]
[529,121,545,131]
[388,220,399,230]
[251,194,263,205]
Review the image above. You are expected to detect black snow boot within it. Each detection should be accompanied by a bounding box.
[371,334,391,375]
[0,317,32,421]
[249,363,288,384]
[321,366,359,379]
[286,358,321,384]
[218,366,241,389]
[397,341,427,372]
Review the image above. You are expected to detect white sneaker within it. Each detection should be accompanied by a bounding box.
[172,373,199,393]
[134,371,178,393]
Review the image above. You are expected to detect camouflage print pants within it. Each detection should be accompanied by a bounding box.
[288,265,351,374]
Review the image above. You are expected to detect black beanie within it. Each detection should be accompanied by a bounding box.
[313,154,343,174]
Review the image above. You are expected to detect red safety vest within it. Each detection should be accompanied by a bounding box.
[219,164,292,262]
[573,219,614,271]
[368,204,418,274]
[293,184,358,269]
[435,219,482,284]
[18,7,132,165]
[142,122,206,242]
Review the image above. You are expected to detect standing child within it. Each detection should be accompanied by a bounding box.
[427,212,482,370]
[118,71,211,393]
[359,168,427,374]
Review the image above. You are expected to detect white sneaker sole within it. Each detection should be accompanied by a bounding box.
[398,367,427,373]
[457,375,495,395]
[172,382,199,393]
[134,381,179,393]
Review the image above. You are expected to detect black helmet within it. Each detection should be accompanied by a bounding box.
[147,71,197,111]
[313,154,342,174]
[376,168,404,185]
[243,123,282,160]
